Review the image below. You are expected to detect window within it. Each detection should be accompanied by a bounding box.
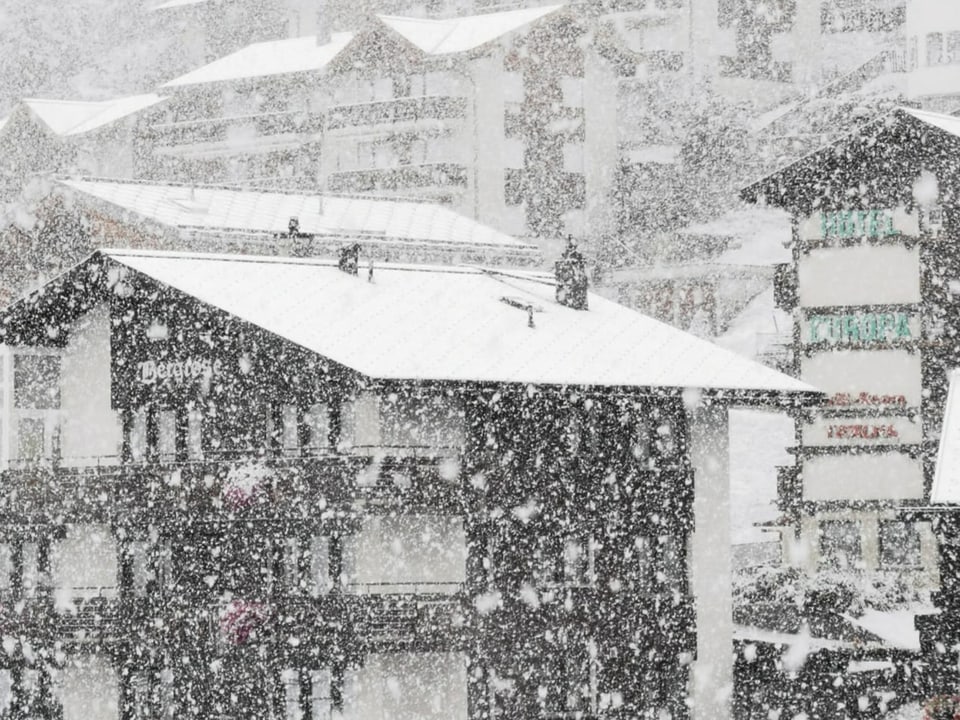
[17,418,45,463]
[14,355,60,409]
[879,521,922,568]
[505,169,524,206]
[819,520,862,570]
[927,33,944,66]
[949,32,960,64]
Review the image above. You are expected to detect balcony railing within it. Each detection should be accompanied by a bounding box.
[326,163,468,194]
[345,591,466,647]
[0,453,462,520]
[149,111,324,147]
[326,96,467,131]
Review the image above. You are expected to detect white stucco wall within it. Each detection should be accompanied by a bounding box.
[341,652,467,720]
[803,452,925,502]
[54,655,119,720]
[687,402,732,720]
[51,524,118,600]
[798,245,921,307]
[60,303,121,465]
[343,515,466,593]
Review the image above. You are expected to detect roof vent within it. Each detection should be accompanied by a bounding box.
[554,237,588,310]
[338,243,360,275]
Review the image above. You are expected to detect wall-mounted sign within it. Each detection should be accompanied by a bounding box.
[799,207,920,242]
[802,311,919,345]
[798,245,921,307]
[802,416,922,446]
[801,349,922,409]
[803,452,924,502]
[137,357,224,386]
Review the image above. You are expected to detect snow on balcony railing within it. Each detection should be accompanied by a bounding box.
[326,95,467,131]
[345,581,463,595]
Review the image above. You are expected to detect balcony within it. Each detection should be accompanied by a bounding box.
[0,453,463,522]
[149,111,324,156]
[326,96,467,131]
[345,589,467,650]
[326,163,468,195]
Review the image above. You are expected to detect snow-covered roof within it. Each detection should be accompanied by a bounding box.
[151,0,209,9]
[843,609,924,652]
[162,33,353,87]
[743,106,960,209]
[0,115,8,134]
[17,95,165,137]
[74,248,815,395]
[932,369,960,504]
[58,178,534,251]
[378,4,563,55]
[682,206,792,267]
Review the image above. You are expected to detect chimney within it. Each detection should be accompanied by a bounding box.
[338,243,360,275]
[554,237,588,310]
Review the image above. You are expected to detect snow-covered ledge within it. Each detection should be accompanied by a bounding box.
[687,401,732,720]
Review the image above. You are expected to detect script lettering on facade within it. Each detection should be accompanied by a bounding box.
[825,392,908,407]
[826,424,900,440]
[138,357,224,385]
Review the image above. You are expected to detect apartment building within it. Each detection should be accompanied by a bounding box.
[0,240,813,719]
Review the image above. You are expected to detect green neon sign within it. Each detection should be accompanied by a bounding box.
[820,210,900,239]
[808,312,913,344]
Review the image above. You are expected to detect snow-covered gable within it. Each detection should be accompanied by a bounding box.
[743,106,960,211]
[34,248,813,396]
[162,33,354,87]
[377,4,564,55]
[57,178,535,253]
[932,370,960,504]
[19,95,165,137]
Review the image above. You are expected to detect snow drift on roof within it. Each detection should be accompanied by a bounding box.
[59,178,535,250]
[163,33,353,87]
[21,95,165,137]
[98,248,816,394]
[378,5,563,55]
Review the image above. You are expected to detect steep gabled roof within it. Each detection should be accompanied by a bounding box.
[741,106,960,213]
[162,32,354,87]
[16,95,165,137]
[377,4,564,55]
[0,248,818,398]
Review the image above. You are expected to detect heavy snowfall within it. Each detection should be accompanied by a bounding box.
[1,1,959,719]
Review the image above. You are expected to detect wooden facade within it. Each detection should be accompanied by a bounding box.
[0,251,708,720]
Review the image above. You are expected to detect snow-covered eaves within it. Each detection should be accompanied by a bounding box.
[741,106,960,211]
[932,370,960,504]
[8,248,817,397]
[151,0,210,9]
[377,4,564,55]
[162,33,353,87]
[57,178,534,252]
[19,94,165,137]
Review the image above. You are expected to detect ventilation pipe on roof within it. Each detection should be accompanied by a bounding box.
[339,243,360,275]
[555,236,588,310]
